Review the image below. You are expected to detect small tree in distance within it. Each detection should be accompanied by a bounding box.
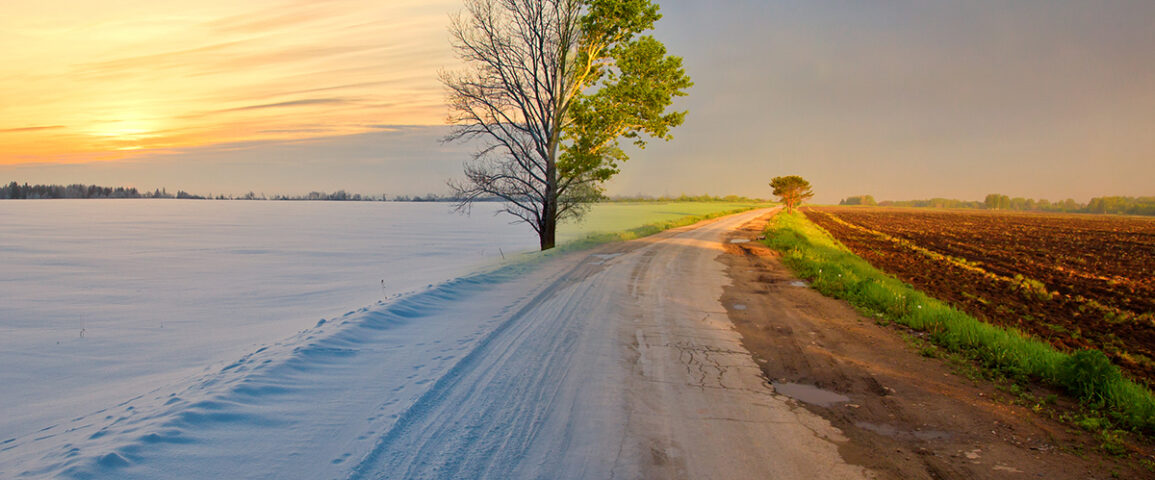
[770,175,814,212]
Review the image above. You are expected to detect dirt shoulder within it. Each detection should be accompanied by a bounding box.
[718,211,1153,479]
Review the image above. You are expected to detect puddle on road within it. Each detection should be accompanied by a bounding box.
[772,382,850,407]
[731,304,747,311]
[855,421,952,441]
[728,238,751,244]
[788,280,808,288]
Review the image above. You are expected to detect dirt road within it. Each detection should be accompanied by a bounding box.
[348,207,870,479]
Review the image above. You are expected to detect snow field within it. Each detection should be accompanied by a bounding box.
[0,200,537,477]
[8,267,538,478]
[1,200,784,479]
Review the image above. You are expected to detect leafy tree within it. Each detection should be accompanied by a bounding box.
[839,194,876,206]
[443,0,692,250]
[769,175,814,212]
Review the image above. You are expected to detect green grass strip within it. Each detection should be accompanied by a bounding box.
[553,203,769,252]
[764,211,1155,434]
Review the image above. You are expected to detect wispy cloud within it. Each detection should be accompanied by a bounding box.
[0,0,458,164]
[220,98,353,113]
[209,7,326,34]
[0,125,65,134]
[73,41,250,77]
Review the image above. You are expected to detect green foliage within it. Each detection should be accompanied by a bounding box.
[1059,350,1123,407]
[879,198,985,209]
[768,175,814,212]
[985,193,1012,210]
[1087,196,1155,216]
[1098,429,1129,456]
[580,0,661,43]
[445,0,692,250]
[604,193,766,203]
[1012,274,1052,302]
[556,202,762,250]
[560,0,693,193]
[839,195,876,206]
[764,211,1155,434]
[879,193,1155,216]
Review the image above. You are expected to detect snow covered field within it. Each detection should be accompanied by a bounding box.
[1,201,848,480]
[0,200,538,474]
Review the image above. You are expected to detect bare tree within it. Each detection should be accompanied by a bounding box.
[443,0,690,250]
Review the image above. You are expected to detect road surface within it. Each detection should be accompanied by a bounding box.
[14,208,871,479]
[348,208,871,479]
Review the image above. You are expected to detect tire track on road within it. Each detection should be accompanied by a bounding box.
[349,209,872,479]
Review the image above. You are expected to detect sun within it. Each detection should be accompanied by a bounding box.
[87,117,162,151]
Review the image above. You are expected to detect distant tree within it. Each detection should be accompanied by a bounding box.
[984,193,1011,210]
[443,0,693,250]
[769,175,814,212]
[1084,196,1155,215]
[840,195,876,206]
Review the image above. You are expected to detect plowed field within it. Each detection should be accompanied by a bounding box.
[804,206,1155,385]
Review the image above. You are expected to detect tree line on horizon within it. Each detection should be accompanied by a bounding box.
[1,182,205,200]
[838,193,1155,216]
[2,181,764,204]
[0,182,457,202]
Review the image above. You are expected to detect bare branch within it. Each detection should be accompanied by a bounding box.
[441,0,687,250]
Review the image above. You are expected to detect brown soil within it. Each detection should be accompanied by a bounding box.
[718,211,1155,480]
[803,206,1155,383]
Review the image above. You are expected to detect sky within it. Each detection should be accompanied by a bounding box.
[1,0,1153,203]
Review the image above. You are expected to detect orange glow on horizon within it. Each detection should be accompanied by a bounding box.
[0,0,460,165]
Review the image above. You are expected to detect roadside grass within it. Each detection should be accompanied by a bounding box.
[554,201,769,251]
[763,210,1155,438]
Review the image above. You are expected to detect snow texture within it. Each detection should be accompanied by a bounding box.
[0,200,535,477]
[2,202,866,479]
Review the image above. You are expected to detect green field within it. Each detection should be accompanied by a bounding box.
[556,201,769,246]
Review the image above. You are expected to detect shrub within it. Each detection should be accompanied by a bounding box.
[1059,349,1122,407]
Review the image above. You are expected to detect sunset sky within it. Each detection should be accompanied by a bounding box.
[2,0,1153,202]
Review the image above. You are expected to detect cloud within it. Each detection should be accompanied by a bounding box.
[257,128,339,134]
[0,125,65,134]
[209,8,325,34]
[222,98,353,112]
[73,41,250,78]
[176,98,357,121]
[277,80,400,97]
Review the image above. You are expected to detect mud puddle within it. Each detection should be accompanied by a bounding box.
[772,382,850,407]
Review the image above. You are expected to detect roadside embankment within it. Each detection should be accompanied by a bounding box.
[763,210,1155,436]
[720,210,1154,479]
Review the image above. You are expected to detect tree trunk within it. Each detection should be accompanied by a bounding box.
[540,214,557,250]
[542,128,560,250]
[541,182,558,250]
